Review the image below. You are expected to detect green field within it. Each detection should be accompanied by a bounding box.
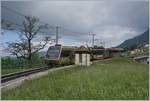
[1,58,149,100]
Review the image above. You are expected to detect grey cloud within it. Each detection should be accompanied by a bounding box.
[1,1,149,47]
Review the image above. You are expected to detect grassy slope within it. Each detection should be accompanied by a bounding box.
[2,58,149,100]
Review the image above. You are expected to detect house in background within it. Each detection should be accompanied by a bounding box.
[134,56,149,64]
[91,48,124,60]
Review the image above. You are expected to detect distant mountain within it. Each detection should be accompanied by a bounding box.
[117,29,149,49]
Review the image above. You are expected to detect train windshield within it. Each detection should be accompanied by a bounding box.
[47,45,62,59]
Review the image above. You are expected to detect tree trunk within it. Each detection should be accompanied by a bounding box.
[28,38,32,68]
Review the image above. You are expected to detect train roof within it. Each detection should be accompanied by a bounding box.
[49,45,124,52]
[91,48,124,52]
[62,46,78,51]
[61,46,90,53]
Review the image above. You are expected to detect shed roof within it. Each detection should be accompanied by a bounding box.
[75,46,90,53]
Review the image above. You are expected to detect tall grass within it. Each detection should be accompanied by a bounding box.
[1,53,44,75]
[2,57,149,100]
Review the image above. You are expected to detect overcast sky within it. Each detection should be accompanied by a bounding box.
[1,0,149,50]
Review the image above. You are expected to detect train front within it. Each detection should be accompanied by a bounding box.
[45,44,62,66]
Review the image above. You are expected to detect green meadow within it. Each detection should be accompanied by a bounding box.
[1,57,149,100]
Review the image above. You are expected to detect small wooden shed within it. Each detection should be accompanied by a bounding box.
[75,46,91,66]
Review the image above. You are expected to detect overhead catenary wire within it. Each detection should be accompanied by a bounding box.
[2,5,107,46]
[2,19,23,28]
[2,18,55,36]
[1,5,54,33]
[1,18,24,31]
[60,27,87,35]
[1,5,55,29]
[2,5,89,36]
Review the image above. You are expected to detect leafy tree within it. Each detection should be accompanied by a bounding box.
[31,52,41,64]
[7,16,51,66]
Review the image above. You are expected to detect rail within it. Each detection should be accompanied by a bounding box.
[1,58,112,83]
[1,66,49,83]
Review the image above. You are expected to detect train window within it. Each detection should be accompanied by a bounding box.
[47,45,62,59]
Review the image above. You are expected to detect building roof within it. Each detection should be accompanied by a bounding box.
[75,46,90,53]
[91,48,124,52]
[134,56,149,60]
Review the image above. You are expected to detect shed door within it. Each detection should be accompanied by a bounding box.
[79,54,82,63]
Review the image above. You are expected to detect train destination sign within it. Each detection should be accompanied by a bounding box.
[47,45,62,59]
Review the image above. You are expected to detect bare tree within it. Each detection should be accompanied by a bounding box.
[7,16,51,64]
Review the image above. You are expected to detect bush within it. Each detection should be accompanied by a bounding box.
[1,52,44,74]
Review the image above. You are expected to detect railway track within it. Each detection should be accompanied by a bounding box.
[1,64,73,83]
[1,66,49,83]
[1,58,112,84]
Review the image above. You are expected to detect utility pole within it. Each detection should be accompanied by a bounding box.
[102,41,105,48]
[56,26,59,45]
[85,40,88,46]
[89,33,96,47]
